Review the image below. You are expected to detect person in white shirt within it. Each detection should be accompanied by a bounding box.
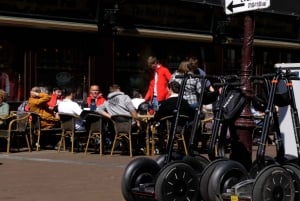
[57,87,85,130]
[131,88,145,110]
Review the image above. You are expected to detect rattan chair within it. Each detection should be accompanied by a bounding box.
[57,112,87,153]
[110,115,134,157]
[84,113,105,156]
[0,112,31,153]
[151,115,190,156]
[30,112,61,151]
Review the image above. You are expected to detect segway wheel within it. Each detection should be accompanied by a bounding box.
[248,156,276,178]
[182,155,210,176]
[155,162,199,201]
[155,153,184,168]
[283,163,300,201]
[207,160,249,201]
[252,165,295,201]
[199,159,228,201]
[121,157,160,201]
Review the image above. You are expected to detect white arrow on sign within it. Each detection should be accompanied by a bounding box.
[225,0,270,15]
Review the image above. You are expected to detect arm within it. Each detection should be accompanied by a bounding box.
[96,102,111,119]
[29,92,51,106]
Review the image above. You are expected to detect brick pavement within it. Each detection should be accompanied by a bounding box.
[0,150,151,201]
[0,146,277,201]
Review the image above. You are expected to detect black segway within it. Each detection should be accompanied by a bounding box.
[199,75,249,201]
[121,73,211,201]
[221,66,299,201]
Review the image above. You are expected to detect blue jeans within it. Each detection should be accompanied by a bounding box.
[152,97,160,112]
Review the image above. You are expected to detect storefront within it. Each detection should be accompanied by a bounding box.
[0,0,299,109]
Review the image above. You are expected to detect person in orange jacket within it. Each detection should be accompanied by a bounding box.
[144,56,172,112]
[28,86,59,129]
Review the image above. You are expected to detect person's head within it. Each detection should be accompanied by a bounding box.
[53,87,62,98]
[109,84,121,93]
[89,84,101,98]
[147,56,158,70]
[63,87,76,99]
[177,61,192,73]
[0,89,7,103]
[30,86,41,98]
[188,56,199,71]
[132,88,143,98]
[168,81,181,94]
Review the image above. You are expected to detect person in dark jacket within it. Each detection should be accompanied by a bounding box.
[153,80,194,122]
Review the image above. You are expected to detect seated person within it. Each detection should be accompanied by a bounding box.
[131,89,145,110]
[153,81,194,153]
[96,84,138,120]
[47,87,64,113]
[28,86,59,129]
[96,84,142,151]
[153,81,194,122]
[57,87,85,131]
[0,89,10,128]
[84,84,106,111]
[0,89,9,118]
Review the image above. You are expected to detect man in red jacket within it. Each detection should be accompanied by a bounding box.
[144,56,171,111]
[85,84,106,111]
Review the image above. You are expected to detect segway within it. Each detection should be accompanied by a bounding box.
[221,66,300,201]
[121,73,215,201]
[199,75,249,201]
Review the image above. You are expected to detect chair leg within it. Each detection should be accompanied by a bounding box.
[58,132,65,152]
[110,134,118,156]
[25,134,32,152]
[71,133,74,153]
[152,132,157,156]
[128,134,132,158]
[99,134,103,157]
[181,134,188,155]
[6,136,10,153]
[85,131,92,156]
[36,131,41,151]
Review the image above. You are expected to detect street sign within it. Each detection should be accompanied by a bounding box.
[225,0,270,15]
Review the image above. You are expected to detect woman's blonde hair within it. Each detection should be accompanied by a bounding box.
[177,61,192,73]
[0,89,7,101]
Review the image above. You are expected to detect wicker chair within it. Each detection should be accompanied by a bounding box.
[57,113,87,153]
[84,113,105,156]
[110,115,134,158]
[0,112,31,153]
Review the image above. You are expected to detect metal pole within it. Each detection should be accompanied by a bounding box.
[232,13,256,170]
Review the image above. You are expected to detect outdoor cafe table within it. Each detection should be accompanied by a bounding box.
[138,114,154,156]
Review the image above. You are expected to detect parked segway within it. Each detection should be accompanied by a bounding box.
[121,73,215,201]
[199,75,249,201]
[221,66,300,201]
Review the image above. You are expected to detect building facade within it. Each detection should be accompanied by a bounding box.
[0,0,299,108]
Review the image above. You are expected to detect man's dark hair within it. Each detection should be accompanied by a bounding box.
[63,87,76,96]
[109,84,121,92]
[168,81,181,94]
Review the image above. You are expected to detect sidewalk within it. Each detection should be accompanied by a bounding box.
[0,146,277,201]
[0,150,147,201]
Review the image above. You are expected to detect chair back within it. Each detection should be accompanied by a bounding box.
[111,115,132,134]
[85,113,103,132]
[58,113,77,131]
[159,115,190,134]
[14,112,30,132]
[29,112,41,130]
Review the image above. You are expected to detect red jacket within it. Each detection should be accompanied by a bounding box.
[86,95,106,107]
[144,64,171,102]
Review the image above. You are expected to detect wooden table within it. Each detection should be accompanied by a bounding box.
[138,114,154,156]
